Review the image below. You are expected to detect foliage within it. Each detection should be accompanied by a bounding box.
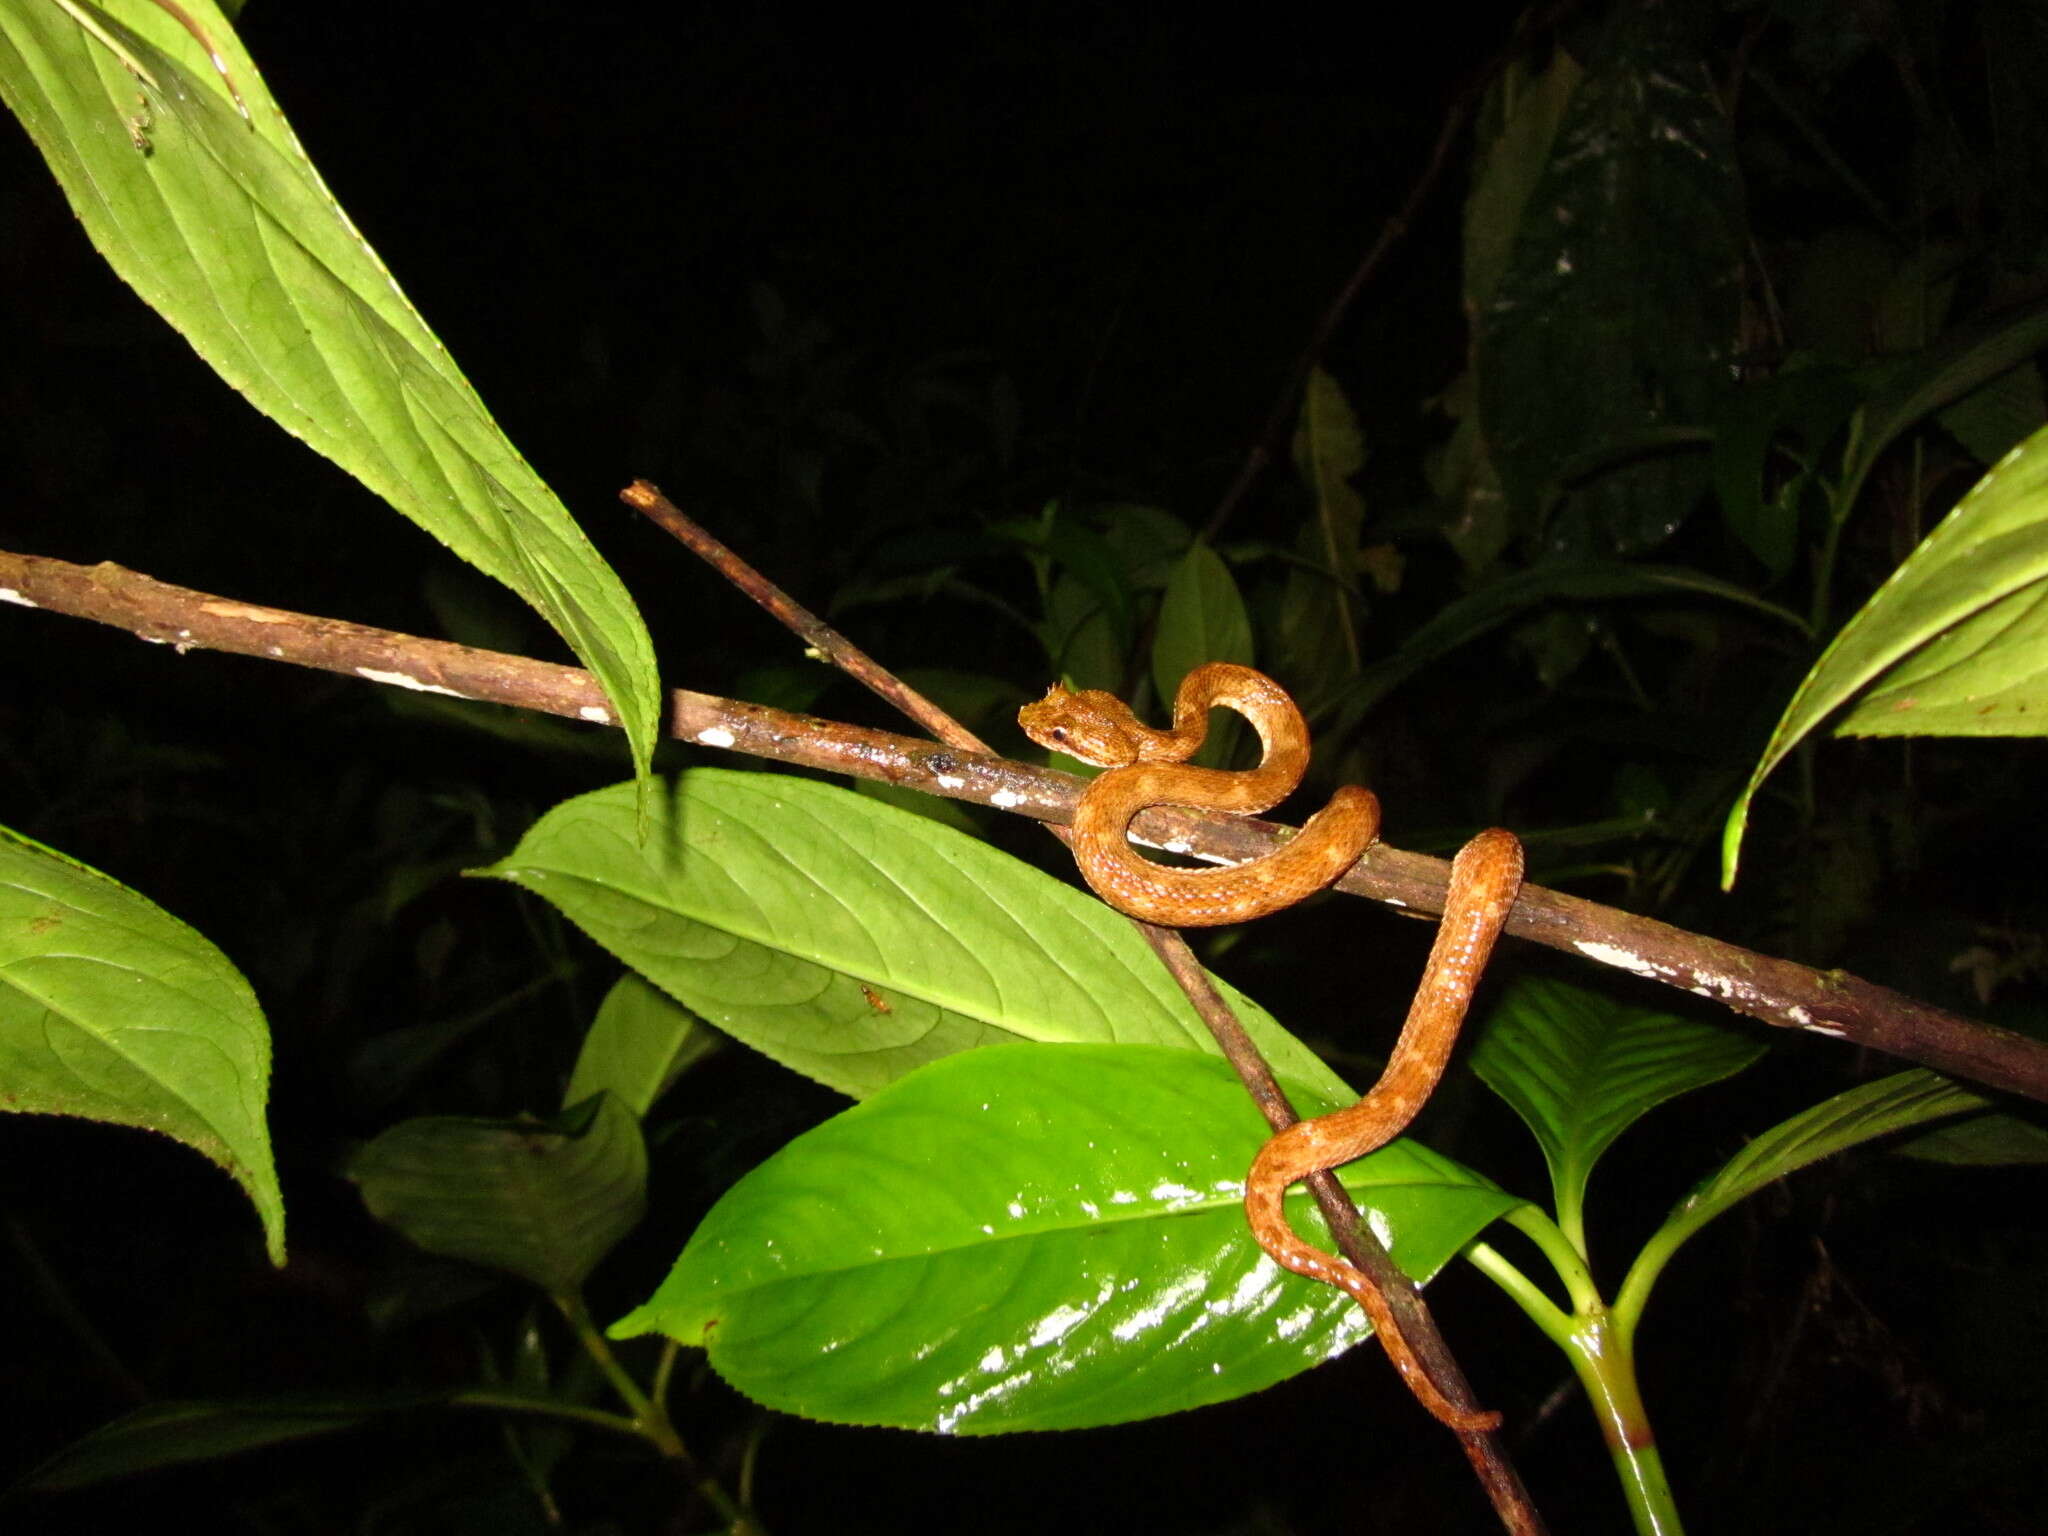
[3,2,2046,1534]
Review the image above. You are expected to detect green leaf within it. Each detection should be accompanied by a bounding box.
[0,0,660,781]
[1469,978,1764,1248]
[20,1392,453,1491]
[1619,1070,1990,1333]
[1463,52,1584,313]
[1333,559,1804,729]
[476,772,1351,1104]
[1283,366,1366,678]
[1151,542,1254,725]
[1474,1,1742,555]
[1709,364,1864,579]
[1894,1110,2048,1166]
[1151,540,1253,768]
[1850,299,2048,494]
[349,1093,646,1295]
[0,823,282,1264]
[611,1043,1520,1433]
[1723,422,2048,883]
[563,972,713,1118]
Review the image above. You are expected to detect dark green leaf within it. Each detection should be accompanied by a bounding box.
[1474,2,1743,554]
[1644,1071,1991,1283]
[1333,559,1803,728]
[1470,978,1763,1234]
[1709,365,1864,579]
[350,1094,646,1295]
[611,1043,1519,1433]
[19,1393,452,1491]
[1152,544,1253,766]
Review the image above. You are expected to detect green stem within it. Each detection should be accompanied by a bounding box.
[1503,1203,1604,1314]
[1469,1214,1686,1534]
[1465,1241,1574,1347]
[1566,1307,1686,1536]
[553,1293,771,1535]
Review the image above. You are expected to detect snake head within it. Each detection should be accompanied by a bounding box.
[1018,683,1142,768]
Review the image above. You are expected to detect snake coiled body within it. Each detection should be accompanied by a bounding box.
[1020,662,1523,1432]
[1017,662,1376,926]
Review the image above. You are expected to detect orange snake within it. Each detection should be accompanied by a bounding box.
[1020,662,1524,1431]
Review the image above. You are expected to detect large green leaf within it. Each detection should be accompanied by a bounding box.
[1474,1,1743,555]
[611,1043,1520,1433]
[0,0,659,779]
[475,771,1352,1104]
[1470,977,1763,1249]
[1617,1070,1990,1339]
[0,823,282,1263]
[349,1093,646,1296]
[1722,421,2048,883]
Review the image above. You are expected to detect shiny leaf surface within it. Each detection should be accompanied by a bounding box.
[476,772,1350,1104]
[612,1043,1520,1433]
[0,823,282,1263]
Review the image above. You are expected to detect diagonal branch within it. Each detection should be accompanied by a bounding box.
[3,544,2043,1109]
[622,483,1517,1471]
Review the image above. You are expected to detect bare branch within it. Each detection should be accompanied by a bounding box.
[4,546,2043,1106]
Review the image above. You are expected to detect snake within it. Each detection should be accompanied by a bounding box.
[1017,661,1378,926]
[1020,662,1524,1431]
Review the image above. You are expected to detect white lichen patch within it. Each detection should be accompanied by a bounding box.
[695,727,737,749]
[356,667,469,698]
[990,789,1025,808]
[578,705,611,724]
[1575,940,1666,980]
[936,773,966,789]
[0,588,36,608]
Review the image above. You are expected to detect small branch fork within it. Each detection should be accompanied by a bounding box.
[3,542,2040,1105]
[623,488,1538,1528]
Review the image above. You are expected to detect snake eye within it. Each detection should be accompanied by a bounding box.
[1049,727,1068,742]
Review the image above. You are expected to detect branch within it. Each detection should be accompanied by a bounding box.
[621,485,1520,1477]
[4,546,2043,1108]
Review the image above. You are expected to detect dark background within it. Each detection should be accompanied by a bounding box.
[3,3,2044,1533]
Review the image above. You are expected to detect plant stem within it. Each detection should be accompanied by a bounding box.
[1565,1307,1685,1536]
[553,1293,770,1535]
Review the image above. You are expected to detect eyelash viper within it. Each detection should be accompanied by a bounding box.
[1020,662,1523,1431]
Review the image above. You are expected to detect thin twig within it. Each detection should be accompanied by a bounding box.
[621,487,1531,1520]
[1201,0,1587,547]
[626,495,1523,1441]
